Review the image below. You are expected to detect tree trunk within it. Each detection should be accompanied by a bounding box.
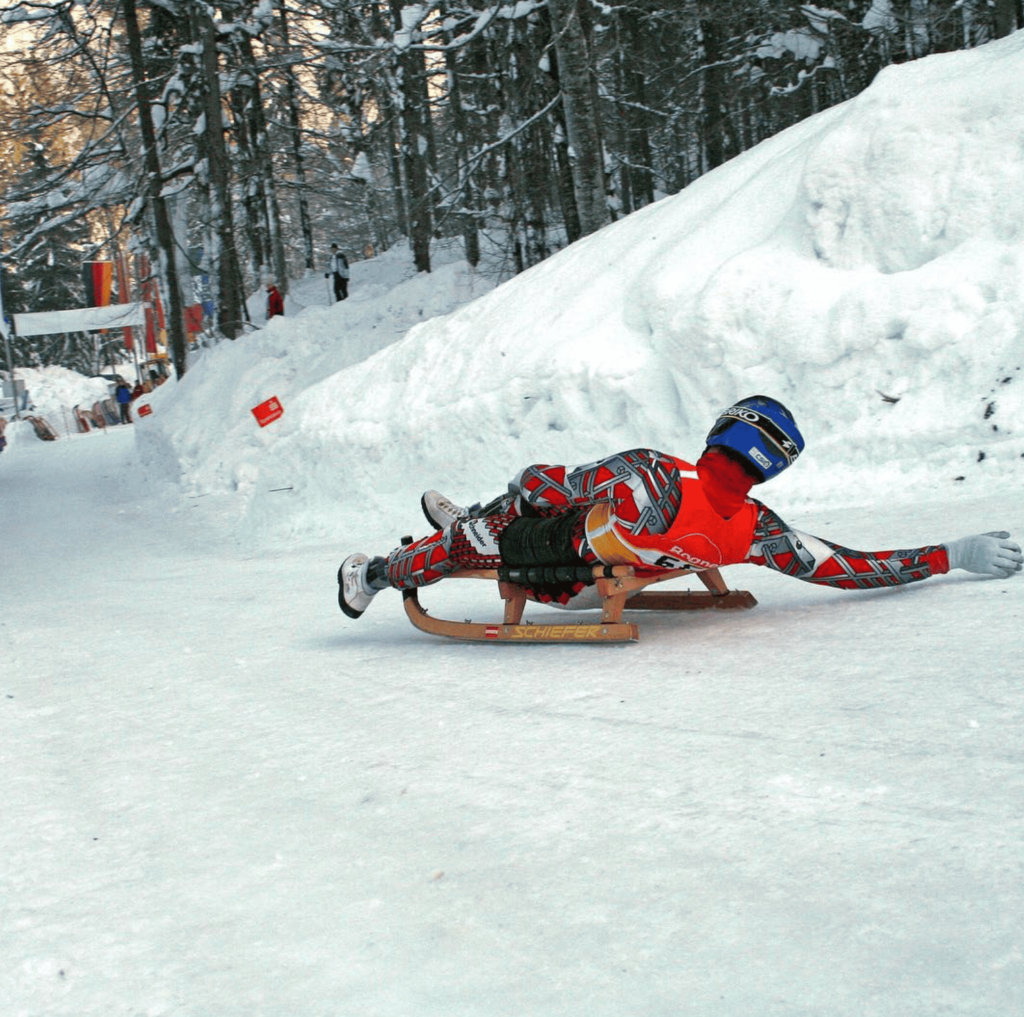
[438,0,481,267]
[930,0,961,53]
[276,2,315,271]
[992,0,1020,37]
[620,8,654,210]
[546,0,608,238]
[121,0,189,378]
[232,28,288,294]
[198,8,246,336]
[699,15,726,172]
[228,86,268,285]
[389,0,433,273]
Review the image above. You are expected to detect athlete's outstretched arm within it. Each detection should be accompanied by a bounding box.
[744,503,1021,589]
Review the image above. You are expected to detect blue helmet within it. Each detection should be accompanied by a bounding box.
[705,395,804,482]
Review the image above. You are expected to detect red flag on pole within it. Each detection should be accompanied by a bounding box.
[114,253,134,351]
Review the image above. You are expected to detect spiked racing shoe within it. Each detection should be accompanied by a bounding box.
[338,553,378,618]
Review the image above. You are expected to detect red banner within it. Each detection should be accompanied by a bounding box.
[114,253,134,350]
[135,253,166,354]
[184,303,204,338]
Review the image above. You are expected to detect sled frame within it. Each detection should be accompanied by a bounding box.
[402,565,756,644]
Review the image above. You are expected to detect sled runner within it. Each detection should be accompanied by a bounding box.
[402,564,756,644]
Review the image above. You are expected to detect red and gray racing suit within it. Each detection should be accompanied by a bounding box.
[384,449,949,602]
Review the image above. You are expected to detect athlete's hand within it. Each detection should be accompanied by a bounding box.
[945,531,1023,578]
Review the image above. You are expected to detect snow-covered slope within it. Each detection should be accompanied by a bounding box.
[119,32,1024,553]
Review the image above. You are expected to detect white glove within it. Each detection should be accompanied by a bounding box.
[944,531,1023,578]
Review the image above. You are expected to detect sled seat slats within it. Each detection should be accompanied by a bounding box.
[624,589,757,611]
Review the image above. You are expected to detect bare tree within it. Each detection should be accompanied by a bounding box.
[122,0,189,376]
[546,0,609,237]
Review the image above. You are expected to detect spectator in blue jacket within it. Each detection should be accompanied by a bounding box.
[115,380,133,424]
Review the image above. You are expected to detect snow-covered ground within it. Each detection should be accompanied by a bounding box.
[3,30,1024,1017]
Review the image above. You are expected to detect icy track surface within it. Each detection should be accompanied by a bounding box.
[2,427,1022,1017]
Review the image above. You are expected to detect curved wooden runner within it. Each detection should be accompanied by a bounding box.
[403,566,756,644]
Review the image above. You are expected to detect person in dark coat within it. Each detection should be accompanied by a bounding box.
[325,244,350,302]
[115,380,133,424]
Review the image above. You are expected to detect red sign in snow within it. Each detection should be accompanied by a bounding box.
[137,403,153,418]
[252,396,283,427]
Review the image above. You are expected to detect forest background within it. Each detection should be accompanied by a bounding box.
[1,0,1022,379]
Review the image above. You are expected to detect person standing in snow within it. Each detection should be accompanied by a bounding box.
[115,380,133,425]
[325,244,350,302]
[266,281,284,319]
[338,395,1023,618]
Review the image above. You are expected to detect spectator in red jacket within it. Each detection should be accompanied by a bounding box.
[266,282,284,319]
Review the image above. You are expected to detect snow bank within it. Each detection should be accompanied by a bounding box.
[255,32,1024,546]
[28,31,1024,552]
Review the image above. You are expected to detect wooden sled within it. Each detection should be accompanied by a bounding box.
[26,415,59,441]
[403,565,756,644]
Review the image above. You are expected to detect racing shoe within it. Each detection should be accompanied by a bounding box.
[421,490,471,530]
[338,553,388,618]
